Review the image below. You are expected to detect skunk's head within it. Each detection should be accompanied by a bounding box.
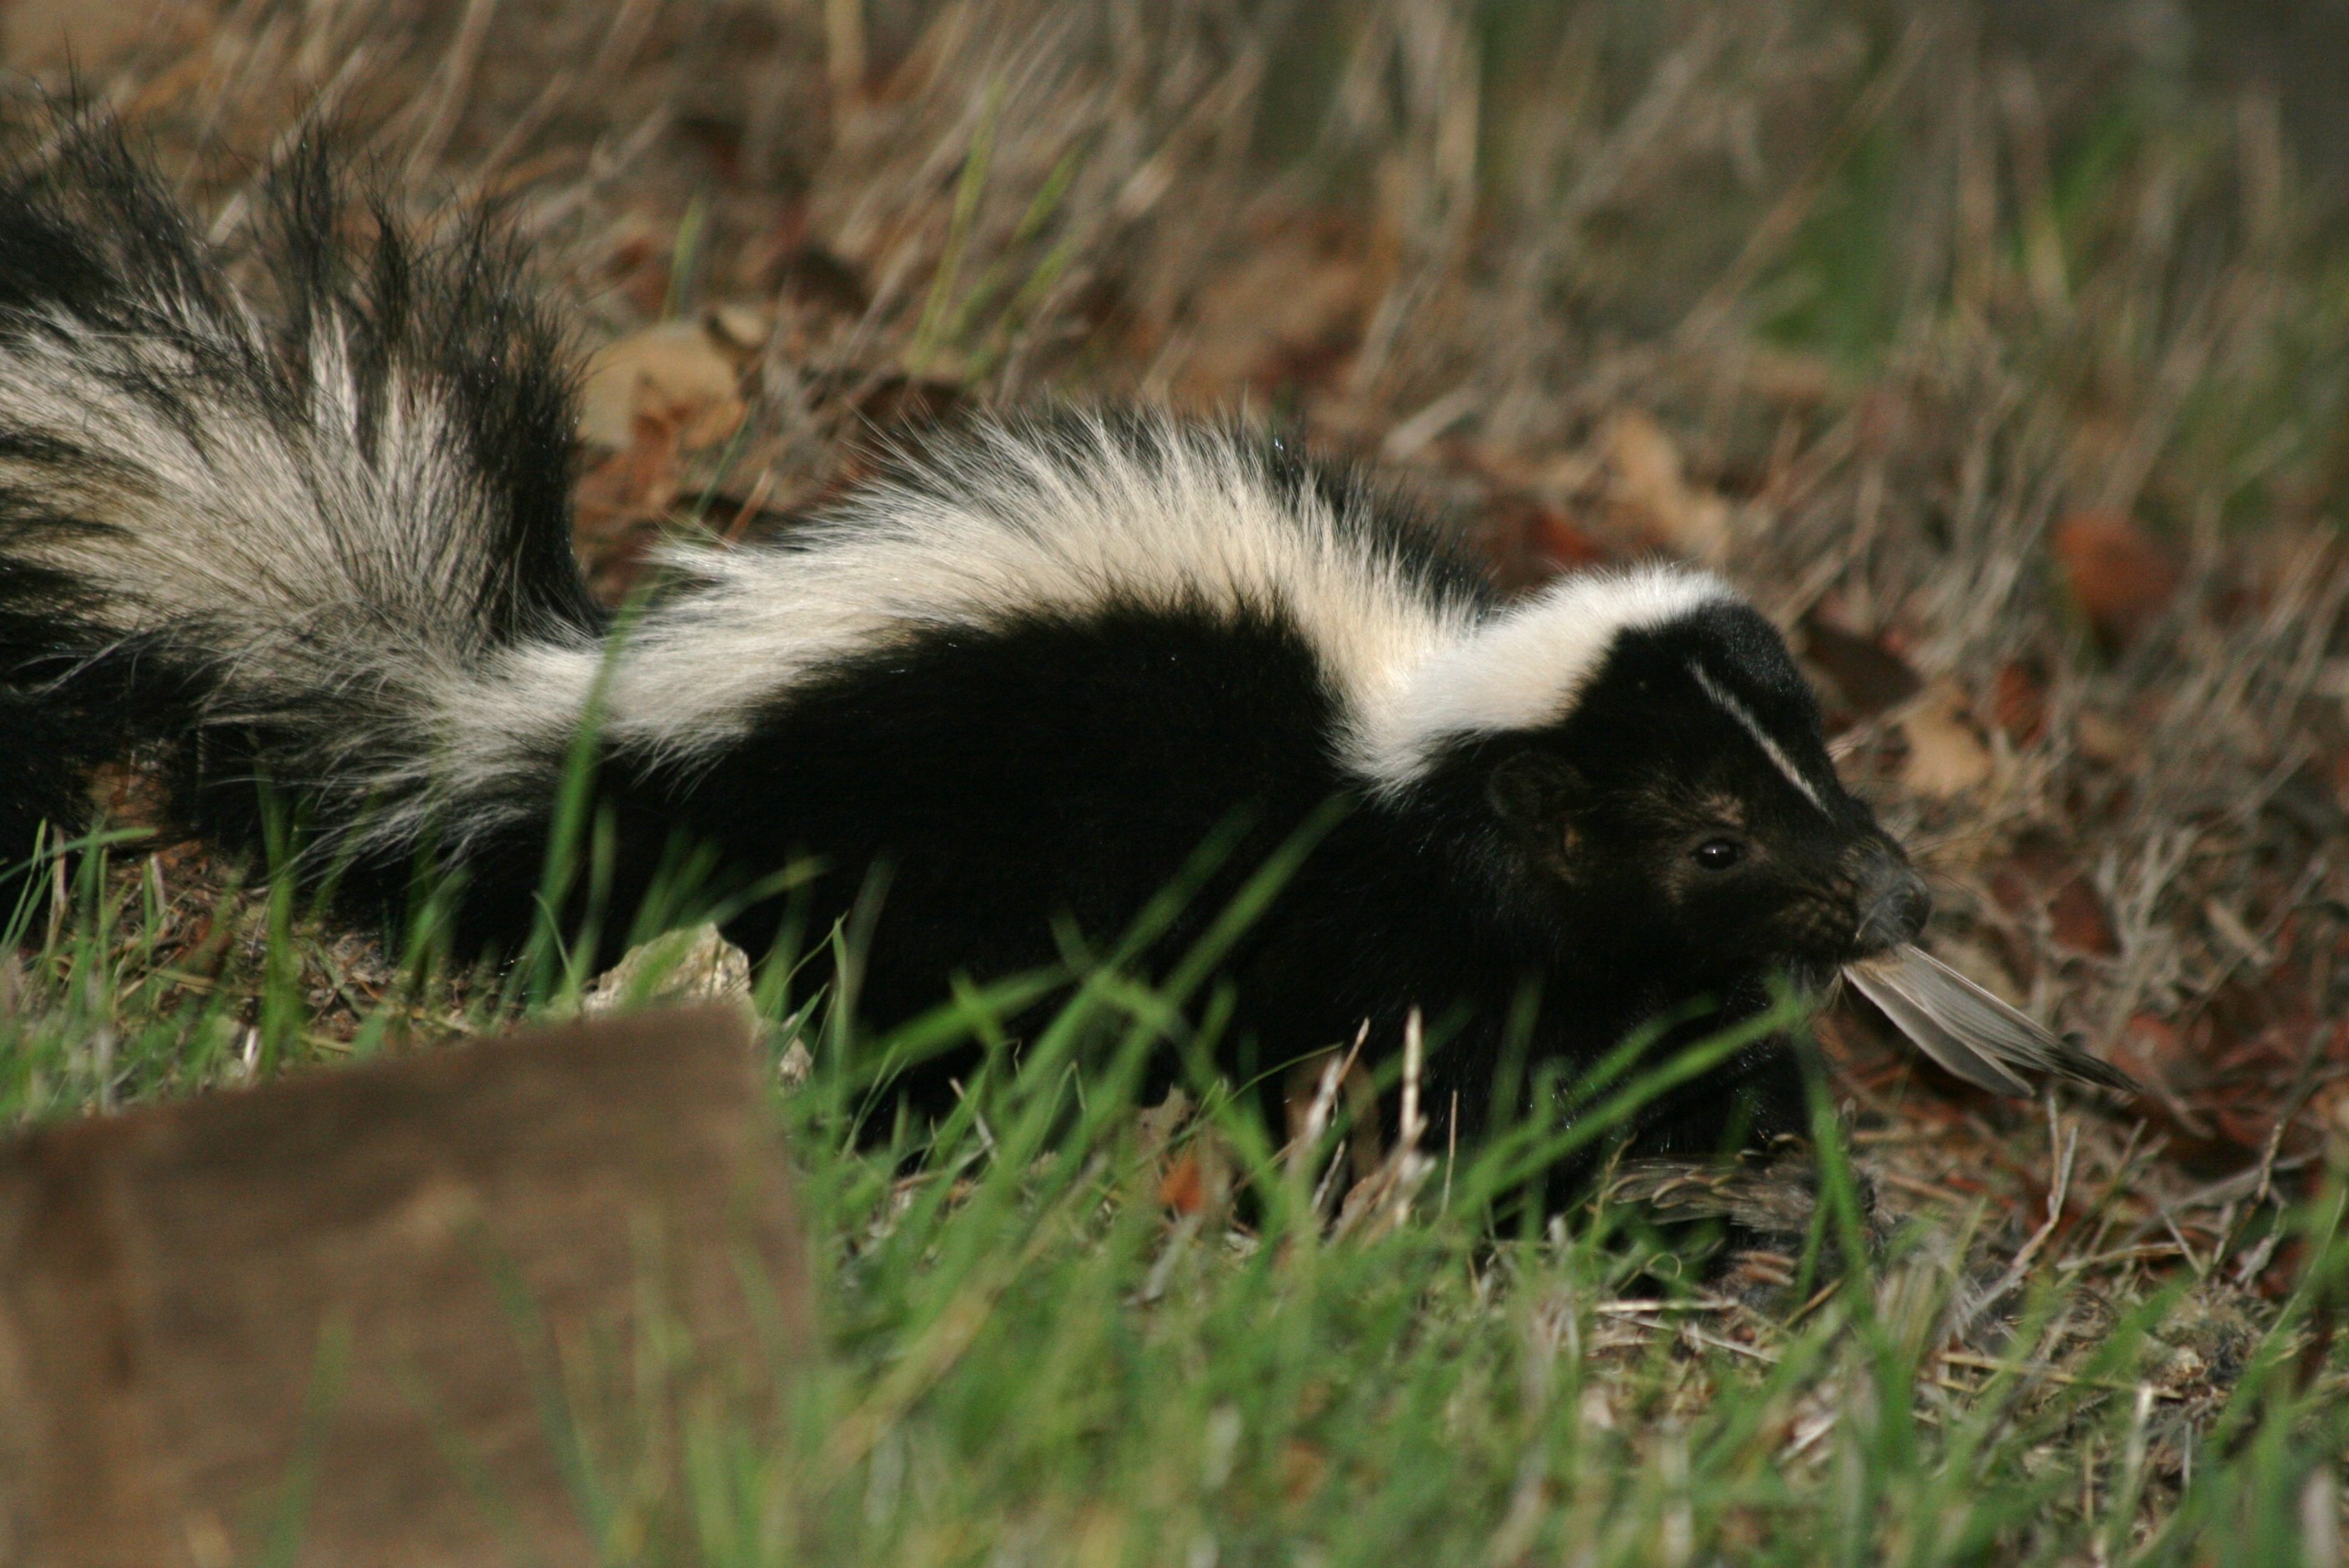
[1368,566,1928,997]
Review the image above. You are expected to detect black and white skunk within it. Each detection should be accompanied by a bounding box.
[0,128,2127,1157]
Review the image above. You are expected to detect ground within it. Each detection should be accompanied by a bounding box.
[4,2,2349,1563]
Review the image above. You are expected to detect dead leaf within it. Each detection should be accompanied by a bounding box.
[2054,511,2180,650]
[1180,227,1366,397]
[1897,682,1995,797]
[1134,1087,1193,1164]
[601,218,676,320]
[2072,708,2136,766]
[1136,1086,1232,1218]
[1157,1152,1210,1215]
[1990,661,2049,746]
[1989,835,2119,956]
[763,242,873,318]
[672,113,748,178]
[572,408,685,601]
[579,321,745,450]
[1529,508,1612,570]
[2117,1015,2203,1094]
[2049,878,2118,956]
[2213,1108,2276,1155]
[87,762,170,832]
[1798,612,1923,718]
[1154,1133,1233,1219]
[707,303,774,352]
[1474,494,1617,591]
[1602,410,1732,560]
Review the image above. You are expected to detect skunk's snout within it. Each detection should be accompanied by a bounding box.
[1856,851,1931,954]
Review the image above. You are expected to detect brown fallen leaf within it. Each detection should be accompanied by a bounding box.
[2071,707,2138,766]
[2054,510,2180,650]
[2050,876,2120,956]
[1989,660,2049,745]
[707,302,775,352]
[1157,1151,1210,1215]
[762,241,873,318]
[1527,505,1611,570]
[1602,410,1732,560]
[1897,681,1995,797]
[1798,611,1923,719]
[579,320,746,450]
[1179,224,1366,397]
[1475,494,1616,591]
[602,219,677,319]
[1280,1439,1330,1507]
[1134,1087,1193,1165]
[2115,1014,2203,1093]
[1989,832,2119,956]
[571,408,685,601]
[86,761,170,832]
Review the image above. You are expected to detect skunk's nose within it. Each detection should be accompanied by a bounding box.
[1856,852,1931,952]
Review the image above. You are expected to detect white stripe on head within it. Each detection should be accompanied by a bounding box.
[1687,660,1829,814]
[1349,564,1735,788]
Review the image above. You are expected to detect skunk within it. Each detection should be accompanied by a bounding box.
[0,128,2126,1159]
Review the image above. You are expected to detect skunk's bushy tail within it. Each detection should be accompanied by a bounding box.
[0,123,601,882]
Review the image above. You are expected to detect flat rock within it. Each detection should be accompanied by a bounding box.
[0,1005,805,1568]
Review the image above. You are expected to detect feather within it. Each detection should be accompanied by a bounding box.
[1844,945,2137,1097]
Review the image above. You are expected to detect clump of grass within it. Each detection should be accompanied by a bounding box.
[3,803,2344,1564]
[708,1057,2349,1565]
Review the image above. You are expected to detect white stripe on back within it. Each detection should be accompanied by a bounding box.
[424,430,1742,807]
[1351,565,1733,788]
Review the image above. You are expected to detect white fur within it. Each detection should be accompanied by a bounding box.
[0,311,500,661]
[424,428,1737,817]
[0,290,600,849]
[619,419,1481,762]
[1349,566,1734,788]
[1688,661,1831,813]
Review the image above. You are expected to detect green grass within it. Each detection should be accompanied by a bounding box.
[4,824,2346,1566]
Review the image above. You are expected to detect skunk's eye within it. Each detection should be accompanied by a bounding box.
[1693,837,1745,871]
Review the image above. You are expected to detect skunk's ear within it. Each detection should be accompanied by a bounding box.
[1485,751,1587,831]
